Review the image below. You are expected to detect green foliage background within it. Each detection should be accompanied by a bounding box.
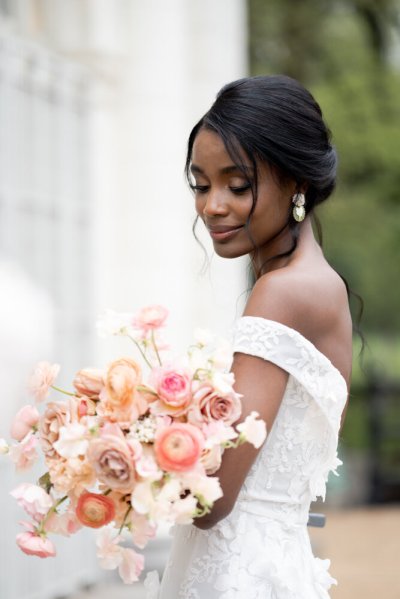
[248,0,400,452]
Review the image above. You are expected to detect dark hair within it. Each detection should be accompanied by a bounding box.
[185,74,364,350]
[185,75,337,273]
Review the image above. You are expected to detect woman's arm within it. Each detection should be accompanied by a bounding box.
[193,351,289,530]
[193,273,299,530]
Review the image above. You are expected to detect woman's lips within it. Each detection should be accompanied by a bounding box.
[207,225,244,241]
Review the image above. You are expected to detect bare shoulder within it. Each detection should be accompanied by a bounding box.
[243,260,352,345]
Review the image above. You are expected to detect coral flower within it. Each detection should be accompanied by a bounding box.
[154,423,204,472]
[76,492,116,528]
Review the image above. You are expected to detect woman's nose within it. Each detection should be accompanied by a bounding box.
[202,191,229,217]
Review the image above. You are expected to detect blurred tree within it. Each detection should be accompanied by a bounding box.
[248,0,400,337]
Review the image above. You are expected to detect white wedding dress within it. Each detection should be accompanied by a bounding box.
[145,316,348,599]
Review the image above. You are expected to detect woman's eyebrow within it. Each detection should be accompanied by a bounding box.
[190,164,253,175]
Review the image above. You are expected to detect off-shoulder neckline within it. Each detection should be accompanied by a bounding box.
[235,315,349,392]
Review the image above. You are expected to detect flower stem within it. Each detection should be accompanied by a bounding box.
[150,330,162,366]
[118,504,132,535]
[127,335,153,369]
[51,385,77,397]
[38,495,68,534]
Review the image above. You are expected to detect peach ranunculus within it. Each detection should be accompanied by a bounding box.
[188,384,242,427]
[150,366,192,417]
[154,422,204,473]
[10,405,40,442]
[87,424,137,492]
[10,483,53,522]
[98,358,146,424]
[28,361,60,403]
[76,492,116,528]
[73,368,105,398]
[16,523,56,558]
[132,305,168,332]
[40,401,69,459]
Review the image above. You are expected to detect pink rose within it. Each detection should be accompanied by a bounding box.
[28,362,60,403]
[10,405,40,441]
[10,483,53,522]
[87,424,137,492]
[154,423,204,472]
[151,366,192,416]
[132,305,168,331]
[16,523,56,558]
[73,368,105,398]
[189,384,242,426]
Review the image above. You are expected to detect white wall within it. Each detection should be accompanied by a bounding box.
[0,1,248,596]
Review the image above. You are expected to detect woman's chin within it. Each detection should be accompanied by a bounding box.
[212,242,247,259]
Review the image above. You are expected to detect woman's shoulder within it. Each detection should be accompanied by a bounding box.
[244,259,350,344]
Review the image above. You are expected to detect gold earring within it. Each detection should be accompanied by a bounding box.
[292,192,306,222]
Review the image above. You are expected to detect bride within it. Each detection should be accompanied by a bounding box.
[148,74,352,598]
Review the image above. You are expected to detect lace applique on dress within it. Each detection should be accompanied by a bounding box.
[155,317,348,599]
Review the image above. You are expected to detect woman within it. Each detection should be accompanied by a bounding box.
[150,75,352,598]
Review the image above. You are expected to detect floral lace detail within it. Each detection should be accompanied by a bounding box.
[156,317,347,599]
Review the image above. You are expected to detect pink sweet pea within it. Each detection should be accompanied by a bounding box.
[29,362,60,403]
[9,433,39,471]
[10,483,53,522]
[10,405,40,441]
[16,522,56,558]
[154,422,204,472]
[96,529,144,584]
[132,305,168,332]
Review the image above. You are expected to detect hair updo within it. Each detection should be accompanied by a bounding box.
[185,74,337,237]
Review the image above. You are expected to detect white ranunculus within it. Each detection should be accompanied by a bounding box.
[193,328,215,346]
[210,341,233,371]
[211,371,236,395]
[53,423,89,458]
[95,309,134,338]
[236,411,267,449]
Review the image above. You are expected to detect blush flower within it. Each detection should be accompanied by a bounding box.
[9,433,39,471]
[10,405,40,442]
[76,492,115,528]
[132,305,168,331]
[87,424,136,492]
[17,526,56,558]
[189,384,242,426]
[10,483,53,522]
[40,402,69,459]
[28,362,60,403]
[96,529,144,583]
[154,422,204,472]
[151,365,192,416]
[73,368,105,398]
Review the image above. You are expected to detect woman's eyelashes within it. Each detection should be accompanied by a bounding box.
[190,183,251,195]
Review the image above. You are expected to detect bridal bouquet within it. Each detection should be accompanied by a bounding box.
[1,305,266,584]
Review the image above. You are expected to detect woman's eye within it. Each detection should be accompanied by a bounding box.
[190,184,209,193]
[229,184,251,194]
